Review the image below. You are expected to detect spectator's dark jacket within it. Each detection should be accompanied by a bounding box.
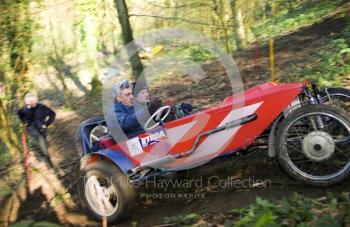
[18,104,56,131]
[114,101,146,138]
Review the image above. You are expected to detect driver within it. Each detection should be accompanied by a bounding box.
[114,80,195,138]
[113,80,148,138]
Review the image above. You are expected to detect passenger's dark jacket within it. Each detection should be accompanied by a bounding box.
[18,104,56,131]
[114,101,147,138]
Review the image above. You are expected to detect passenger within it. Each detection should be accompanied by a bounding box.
[133,83,194,121]
[133,83,163,115]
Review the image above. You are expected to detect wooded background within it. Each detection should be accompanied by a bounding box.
[1,0,348,154]
[1,0,349,170]
[0,0,349,225]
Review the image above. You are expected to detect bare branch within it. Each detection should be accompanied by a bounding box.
[128,14,227,28]
[145,1,214,9]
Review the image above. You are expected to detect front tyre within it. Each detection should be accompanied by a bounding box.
[276,105,350,186]
[78,161,136,223]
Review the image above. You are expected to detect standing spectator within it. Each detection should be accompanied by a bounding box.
[18,93,56,168]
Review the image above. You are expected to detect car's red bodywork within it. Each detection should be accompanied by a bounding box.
[78,81,350,223]
[97,82,305,170]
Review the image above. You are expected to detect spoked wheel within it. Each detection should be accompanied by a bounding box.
[277,104,350,186]
[78,161,136,223]
[321,87,350,112]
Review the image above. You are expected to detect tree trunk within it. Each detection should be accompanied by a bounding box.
[237,8,247,47]
[212,0,231,53]
[0,99,20,156]
[230,0,243,50]
[114,0,144,80]
[49,20,75,109]
[0,0,32,157]
[244,0,256,44]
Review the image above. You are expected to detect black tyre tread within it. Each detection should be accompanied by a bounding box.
[321,87,350,108]
[77,161,136,223]
[276,104,350,187]
[322,87,350,97]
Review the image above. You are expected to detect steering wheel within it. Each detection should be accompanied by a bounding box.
[144,106,171,130]
[89,125,109,147]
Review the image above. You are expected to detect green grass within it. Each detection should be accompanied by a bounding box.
[0,142,12,167]
[0,152,12,167]
[160,192,350,226]
[141,43,216,83]
[0,181,12,198]
[0,141,24,208]
[231,193,349,227]
[283,20,350,87]
[164,44,215,63]
[163,213,201,226]
[10,220,61,227]
[254,0,345,41]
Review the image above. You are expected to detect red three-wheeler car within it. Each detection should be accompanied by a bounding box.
[76,81,350,223]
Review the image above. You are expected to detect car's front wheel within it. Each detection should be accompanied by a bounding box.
[77,161,136,223]
[276,105,350,186]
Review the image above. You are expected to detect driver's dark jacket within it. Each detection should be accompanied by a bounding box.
[114,101,146,138]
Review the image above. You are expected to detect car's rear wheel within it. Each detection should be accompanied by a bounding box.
[78,161,136,223]
[276,104,350,186]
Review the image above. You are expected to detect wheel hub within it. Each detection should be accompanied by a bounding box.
[302,131,335,162]
[101,187,111,199]
[85,175,117,216]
